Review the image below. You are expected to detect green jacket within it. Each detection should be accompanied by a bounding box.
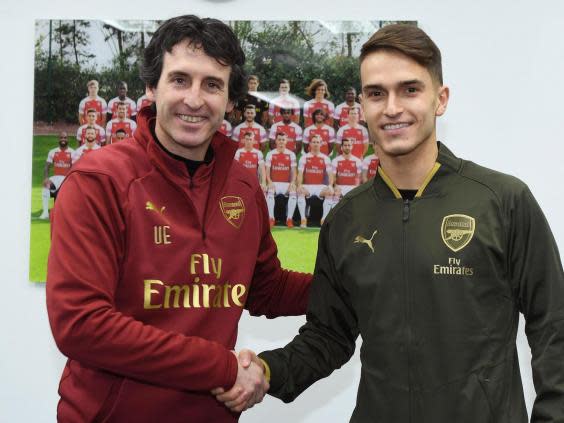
[260,143,564,422]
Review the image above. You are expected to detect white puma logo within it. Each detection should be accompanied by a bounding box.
[354,230,378,253]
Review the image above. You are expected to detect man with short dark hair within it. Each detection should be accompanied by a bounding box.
[234,75,269,126]
[105,102,137,144]
[303,108,335,156]
[333,86,364,128]
[47,15,310,423]
[71,126,101,164]
[232,104,268,153]
[217,23,564,422]
[107,80,137,121]
[76,108,106,146]
[269,107,303,153]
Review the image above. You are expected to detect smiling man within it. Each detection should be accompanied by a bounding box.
[46,15,310,423]
[216,23,564,422]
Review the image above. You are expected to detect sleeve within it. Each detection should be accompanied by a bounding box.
[328,127,336,142]
[269,124,276,140]
[231,125,240,142]
[258,222,359,402]
[303,101,310,119]
[336,128,344,144]
[507,185,564,422]
[290,152,297,168]
[130,98,137,116]
[107,98,115,115]
[259,126,267,143]
[46,172,238,392]
[258,150,264,165]
[76,127,82,141]
[101,98,108,114]
[298,155,306,172]
[362,157,370,171]
[295,125,303,142]
[105,121,112,135]
[303,127,310,144]
[328,101,335,116]
[244,187,312,317]
[265,151,272,167]
[355,158,363,176]
[333,103,341,120]
[78,98,85,114]
[325,156,333,173]
[99,127,106,143]
[46,149,54,164]
[234,149,241,161]
[131,120,137,132]
[268,102,275,116]
[362,127,369,143]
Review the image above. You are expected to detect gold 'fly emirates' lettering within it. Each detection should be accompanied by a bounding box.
[144,279,246,309]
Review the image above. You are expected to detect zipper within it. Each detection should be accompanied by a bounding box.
[402,199,413,421]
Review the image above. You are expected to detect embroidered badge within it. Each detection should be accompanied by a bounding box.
[220,196,245,229]
[441,214,475,252]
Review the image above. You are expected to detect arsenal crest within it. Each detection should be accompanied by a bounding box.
[441,214,475,252]
[220,196,245,229]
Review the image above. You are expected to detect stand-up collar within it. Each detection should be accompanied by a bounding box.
[372,142,463,200]
[134,107,238,189]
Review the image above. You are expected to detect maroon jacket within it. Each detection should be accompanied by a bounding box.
[46,108,311,422]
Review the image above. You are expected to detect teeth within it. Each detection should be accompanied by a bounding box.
[383,123,410,130]
[179,114,204,123]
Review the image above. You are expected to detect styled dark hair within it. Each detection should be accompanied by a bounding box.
[140,15,246,102]
[360,24,443,85]
[312,108,327,119]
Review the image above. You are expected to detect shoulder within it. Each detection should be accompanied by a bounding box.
[457,159,530,201]
[69,138,151,189]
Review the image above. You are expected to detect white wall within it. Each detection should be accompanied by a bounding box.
[1,0,563,421]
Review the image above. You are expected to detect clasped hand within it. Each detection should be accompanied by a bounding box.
[212,349,269,413]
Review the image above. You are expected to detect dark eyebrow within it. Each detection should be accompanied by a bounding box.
[400,79,425,88]
[363,79,426,92]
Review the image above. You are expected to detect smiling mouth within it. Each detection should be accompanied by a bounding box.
[382,122,412,130]
[178,114,205,123]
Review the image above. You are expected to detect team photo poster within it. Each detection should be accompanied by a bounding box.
[30,18,416,282]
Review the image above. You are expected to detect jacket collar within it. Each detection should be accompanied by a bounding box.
[134,107,238,190]
[372,142,462,200]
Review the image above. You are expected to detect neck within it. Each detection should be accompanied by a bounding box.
[346,100,354,106]
[378,139,438,190]
[315,96,324,102]
[155,123,209,161]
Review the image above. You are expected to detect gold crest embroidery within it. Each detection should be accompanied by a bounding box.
[441,214,475,252]
[220,196,245,229]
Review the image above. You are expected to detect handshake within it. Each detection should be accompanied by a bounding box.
[212,349,270,413]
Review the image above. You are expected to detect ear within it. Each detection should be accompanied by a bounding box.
[435,85,450,117]
[225,100,234,114]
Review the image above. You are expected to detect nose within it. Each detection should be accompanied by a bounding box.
[383,93,403,117]
[183,84,204,110]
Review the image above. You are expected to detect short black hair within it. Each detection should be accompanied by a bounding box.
[140,15,246,102]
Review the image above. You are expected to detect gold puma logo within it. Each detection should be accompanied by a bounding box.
[354,230,378,253]
[146,201,165,214]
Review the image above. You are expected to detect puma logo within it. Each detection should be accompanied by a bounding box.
[354,230,378,253]
[146,201,165,214]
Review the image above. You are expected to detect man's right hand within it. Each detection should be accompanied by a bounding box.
[212,350,269,413]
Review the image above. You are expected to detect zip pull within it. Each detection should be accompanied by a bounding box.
[402,199,410,222]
